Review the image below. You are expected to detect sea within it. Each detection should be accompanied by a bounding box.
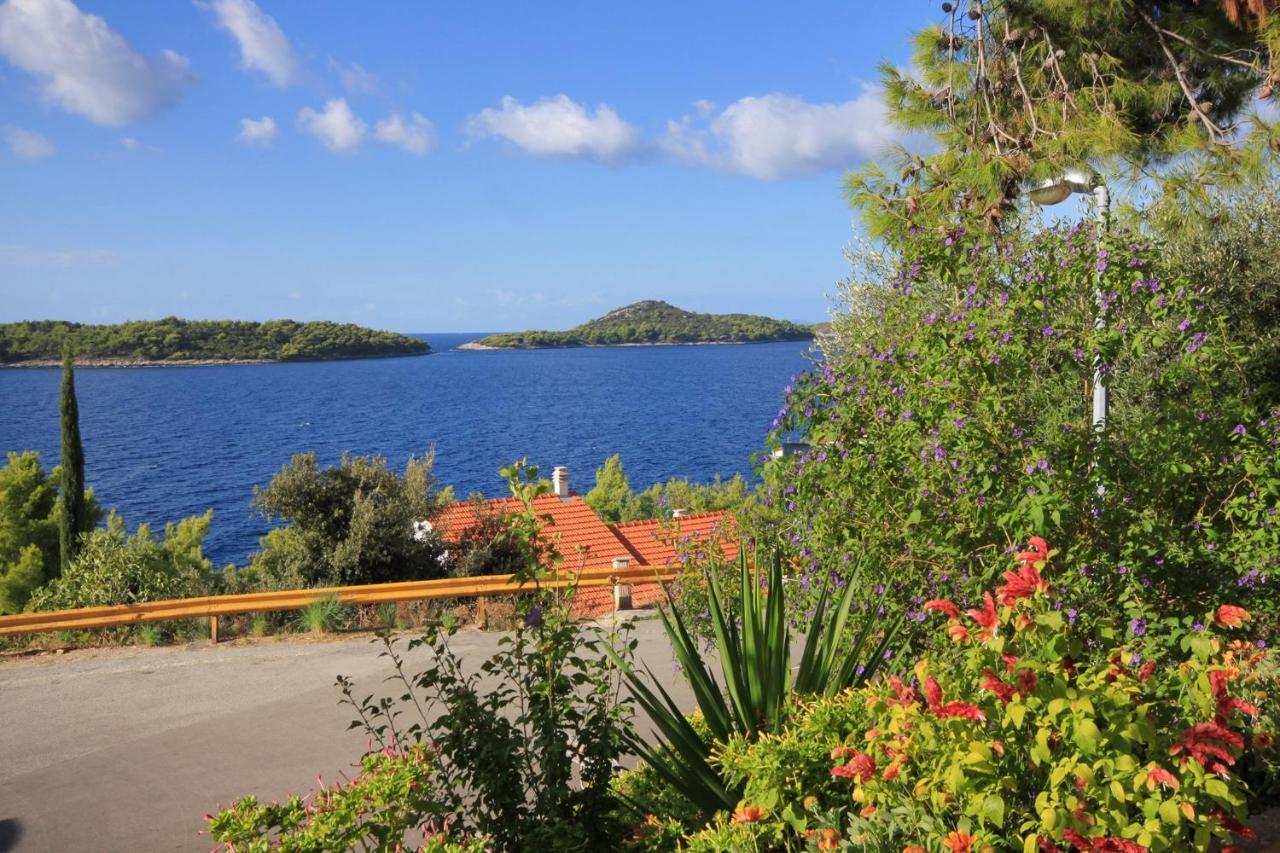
[0,333,816,567]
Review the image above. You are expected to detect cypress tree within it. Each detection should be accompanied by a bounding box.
[58,346,86,576]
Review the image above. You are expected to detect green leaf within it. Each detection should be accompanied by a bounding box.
[982,793,1006,828]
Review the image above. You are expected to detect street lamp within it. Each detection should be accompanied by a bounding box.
[1025,168,1110,437]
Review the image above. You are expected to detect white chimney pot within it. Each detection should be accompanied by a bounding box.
[552,466,569,498]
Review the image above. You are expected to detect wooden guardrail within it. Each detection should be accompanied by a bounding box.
[0,566,680,644]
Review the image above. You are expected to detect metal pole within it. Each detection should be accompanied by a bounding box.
[1092,183,1110,437]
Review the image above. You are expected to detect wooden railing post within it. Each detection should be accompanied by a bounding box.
[477,596,488,629]
[210,615,219,645]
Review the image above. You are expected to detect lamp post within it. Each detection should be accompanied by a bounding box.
[1026,169,1111,438]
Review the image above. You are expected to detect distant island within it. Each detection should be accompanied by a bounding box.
[0,318,430,366]
[460,301,814,350]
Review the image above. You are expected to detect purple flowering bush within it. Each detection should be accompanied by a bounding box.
[764,224,1280,633]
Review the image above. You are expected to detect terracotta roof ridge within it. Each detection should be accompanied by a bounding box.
[610,511,731,527]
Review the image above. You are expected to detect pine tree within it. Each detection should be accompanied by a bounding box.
[58,346,86,575]
[849,1,1279,239]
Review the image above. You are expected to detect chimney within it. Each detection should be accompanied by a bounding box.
[552,466,570,499]
[611,556,631,569]
[672,508,688,519]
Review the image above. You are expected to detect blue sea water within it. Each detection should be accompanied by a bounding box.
[0,333,814,567]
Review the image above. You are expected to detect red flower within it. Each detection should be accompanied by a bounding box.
[1209,669,1260,722]
[1018,669,1038,695]
[1062,831,1148,852]
[966,591,999,639]
[1146,767,1180,790]
[1215,605,1250,628]
[1212,808,1257,840]
[1170,722,1245,774]
[733,804,764,823]
[936,701,986,721]
[1038,839,1063,853]
[997,555,1051,605]
[886,675,919,708]
[924,676,943,711]
[943,831,975,852]
[831,751,876,782]
[981,668,1015,703]
[1137,660,1156,683]
[925,598,962,620]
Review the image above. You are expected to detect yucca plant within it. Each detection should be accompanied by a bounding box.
[612,551,902,816]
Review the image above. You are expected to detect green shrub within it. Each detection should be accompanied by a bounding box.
[206,743,486,852]
[703,539,1267,851]
[0,450,101,613]
[770,224,1280,630]
[29,510,215,613]
[295,594,352,635]
[249,451,452,589]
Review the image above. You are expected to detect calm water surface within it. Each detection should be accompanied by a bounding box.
[0,333,813,566]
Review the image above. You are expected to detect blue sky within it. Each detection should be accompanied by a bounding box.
[1,0,938,333]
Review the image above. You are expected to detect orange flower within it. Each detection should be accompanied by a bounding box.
[948,624,972,643]
[818,828,843,850]
[1216,605,1250,628]
[882,762,902,781]
[943,831,976,851]
[733,804,764,823]
[903,847,927,853]
[1146,767,1180,790]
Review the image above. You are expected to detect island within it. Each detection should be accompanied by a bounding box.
[0,318,430,366]
[460,300,814,350]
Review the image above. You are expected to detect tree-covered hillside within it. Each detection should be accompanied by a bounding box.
[469,300,814,348]
[0,318,430,364]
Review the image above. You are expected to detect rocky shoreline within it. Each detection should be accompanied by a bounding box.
[456,339,803,352]
[1,352,431,368]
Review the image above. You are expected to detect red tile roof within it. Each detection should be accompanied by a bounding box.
[434,498,737,619]
[435,500,736,571]
[608,512,739,568]
[435,494,637,571]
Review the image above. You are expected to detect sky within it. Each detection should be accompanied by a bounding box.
[0,0,939,333]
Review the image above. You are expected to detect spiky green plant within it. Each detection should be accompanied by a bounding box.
[295,594,351,635]
[612,551,903,816]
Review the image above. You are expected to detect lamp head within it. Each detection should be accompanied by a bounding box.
[1026,168,1095,206]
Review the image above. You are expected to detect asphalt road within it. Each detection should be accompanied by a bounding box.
[0,614,683,852]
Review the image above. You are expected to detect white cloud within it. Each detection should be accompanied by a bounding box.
[4,125,55,159]
[238,115,276,145]
[661,91,896,180]
[297,98,365,152]
[330,58,378,95]
[120,135,140,150]
[374,112,433,156]
[205,0,299,87]
[0,0,194,126]
[466,95,640,164]
[0,244,117,267]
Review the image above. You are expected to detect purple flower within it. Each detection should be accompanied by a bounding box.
[1066,608,1078,625]
[1130,617,1147,637]
[523,606,543,628]
[1232,423,1247,436]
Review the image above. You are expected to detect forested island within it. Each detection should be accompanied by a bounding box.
[461,300,814,349]
[0,318,430,366]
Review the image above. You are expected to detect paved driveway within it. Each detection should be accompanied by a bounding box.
[0,615,681,852]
